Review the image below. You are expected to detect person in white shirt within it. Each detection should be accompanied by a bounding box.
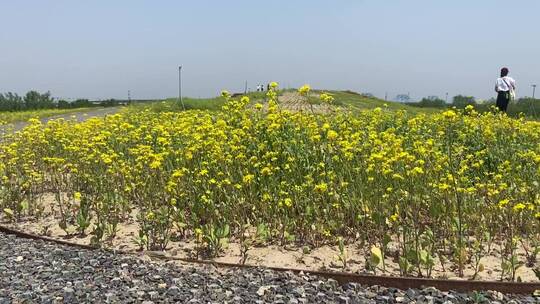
[494,67,516,112]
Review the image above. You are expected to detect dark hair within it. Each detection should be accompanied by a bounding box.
[501,67,509,77]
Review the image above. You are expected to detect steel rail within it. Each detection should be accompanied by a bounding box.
[1,225,539,295]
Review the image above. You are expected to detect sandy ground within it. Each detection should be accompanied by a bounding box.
[1,194,538,283]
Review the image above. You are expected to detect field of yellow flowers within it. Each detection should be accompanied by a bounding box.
[1,84,539,281]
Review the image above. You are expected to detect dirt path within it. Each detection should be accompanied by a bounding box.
[280,91,333,113]
[257,91,334,113]
[0,107,121,134]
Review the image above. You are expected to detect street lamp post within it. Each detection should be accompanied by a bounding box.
[179,66,185,110]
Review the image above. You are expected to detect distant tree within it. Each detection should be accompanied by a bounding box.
[395,94,410,103]
[57,99,70,109]
[517,97,539,103]
[72,99,92,108]
[452,95,476,108]
[24,91,54,109]
[416,97,446,108]
[0,92,24,111]
[362,93,374,98]
[486,97,496,104]
[508,97,540,119]
[0,90,107,111]
[100,99,119,107]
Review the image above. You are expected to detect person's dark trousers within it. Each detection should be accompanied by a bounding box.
[496,91,510,112]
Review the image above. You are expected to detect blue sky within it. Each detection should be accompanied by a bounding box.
[1,1,539,101]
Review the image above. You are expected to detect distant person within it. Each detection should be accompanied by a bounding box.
[267,83,270,91]
[260,84,264,92]
[495,67,516,113]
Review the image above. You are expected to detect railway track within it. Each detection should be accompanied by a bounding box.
[1,225,538,295]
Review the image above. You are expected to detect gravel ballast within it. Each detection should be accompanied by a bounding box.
[0,232,538,303]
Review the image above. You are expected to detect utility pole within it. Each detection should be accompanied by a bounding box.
[245,81,248,94]
[385,92,388,101]
[178,66,185,110]
[533,84,537,99]
[128,90,131,105]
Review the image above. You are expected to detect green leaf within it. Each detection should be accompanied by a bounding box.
[338,237,345,253]
[478,263,485,273]
[284,231,296,242]
[222,224,230,238]
[383,234,392,247]
[398,256,413,274]
[419,250,428,264]
[501,261,511,273]
[370,246,383,268]
[20,200,29,211]
[219,237,229,249]
[3,208,14,218]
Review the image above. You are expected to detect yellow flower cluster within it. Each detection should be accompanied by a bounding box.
[298,84,311,96]
[0,85,539,275]
[320,92,335,104]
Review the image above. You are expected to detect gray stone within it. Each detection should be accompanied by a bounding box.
[257,285,272,296]
[63,287,74,299]
[406,289,417,299]
[105,292,117,303]
[82,266,94,272]
[40,295,53,304]
[136,290,146,298]
[0,232,532,304]
[396,296,406,303]
[293,286,306,297]
[422,295,435,304]
[422,287,439,296]
[171,277,182,285]
[111,277,122,286]
[148,291,159,300]
[365,290,377,299]
[167,286,180,296]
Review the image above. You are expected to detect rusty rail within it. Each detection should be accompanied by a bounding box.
[1,225,539,294]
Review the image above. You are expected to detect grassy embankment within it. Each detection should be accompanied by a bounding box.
[130,90,442,114]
